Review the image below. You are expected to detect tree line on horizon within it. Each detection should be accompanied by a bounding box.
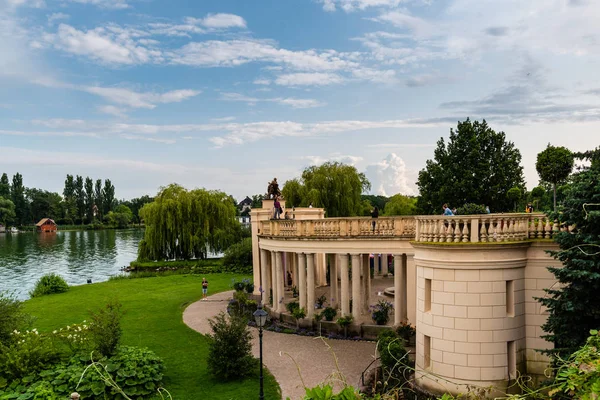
[0,173,153,228]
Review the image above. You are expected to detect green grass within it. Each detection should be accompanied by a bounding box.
[23,274,281,400]
[129,258,224,270]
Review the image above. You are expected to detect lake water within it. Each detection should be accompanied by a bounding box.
[0,229,144,299]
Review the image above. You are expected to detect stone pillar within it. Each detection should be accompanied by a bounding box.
[361,254,370,314]
[351,254,361,322]
[329,254,338,308]
[363,254,371,310]
[298,253,307,311]
[374,254,381,276]
[260,249,269,305]
[276,251,285,313]
[307,253,316,318]
[406,254,416,325]
[382,254,389,276]
[394,254,408,325]
[340,254,350,316]
[293,254,299,288]
[270,251,277,308]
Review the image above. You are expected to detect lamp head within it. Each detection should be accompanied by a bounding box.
[253,304,268,328]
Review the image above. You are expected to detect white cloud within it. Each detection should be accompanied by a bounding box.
[275,72,344,86]
[220,92,324,108]
[367,143,436,148]
[319,0,403,12]
[0,129,99,138]
[300,153,363,166]
[365,153,416,196]
[372,10,436,38]
[84,87,200,109]
[65,0,129,10]
[253,78,271,85]
[195,13,247,29]
[47,12,69,26]
[97,105,127,118]
[43,24,162,65]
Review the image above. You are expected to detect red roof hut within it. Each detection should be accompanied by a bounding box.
[36,218,57,232]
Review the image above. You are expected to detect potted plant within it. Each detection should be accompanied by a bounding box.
[337,315,353,338]
[322,306,337,322]
[292,307,306,329]
[314,311,324,336]
[244,279,254,294]
[396,322,416,346]
[315,294,327,309]
[370,300,393,326]
[291,285,299,298]
[286,301,300,314]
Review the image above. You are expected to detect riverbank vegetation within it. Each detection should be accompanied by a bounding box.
[2,274,279,400]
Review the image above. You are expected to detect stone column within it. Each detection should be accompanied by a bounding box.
[374,253,381,277]
[293,254,299,288]
[351,254,361,322]
[340,254,350,316]
[394,254,407,325]
[307,253,316,319]
[363,254,371,310]
[382,254,389,276]
[260,249,269,305]
[275,251,285,313]
[329,254,339,308]
[406,254,416,325]
[361,255,370,314]
[298,253,307,311]
[270,251,277,308]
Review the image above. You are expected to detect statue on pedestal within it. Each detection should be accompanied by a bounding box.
[266,178,281,199]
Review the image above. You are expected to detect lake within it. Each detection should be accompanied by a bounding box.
[0,229,144,299]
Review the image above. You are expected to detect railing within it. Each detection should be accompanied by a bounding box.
[259,213,570,243]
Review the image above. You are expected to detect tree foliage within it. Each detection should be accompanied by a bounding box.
[416,119,525,214]
[26,189,62,222]
[102,179,116,216]
[75,175,85,224]
[137,184,240,261]
[11,173,28,226]
[0,196,16,226]
[536,144,574,211]
[383,194,417,216]
[0,173,9,199]
[95,179,103,221]
[538,160,600,360]
[281,162,371,217]
[85,177,95,223]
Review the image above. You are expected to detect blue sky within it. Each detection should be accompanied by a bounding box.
[1,0,599,201]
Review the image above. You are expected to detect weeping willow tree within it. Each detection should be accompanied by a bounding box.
[282,162,371,217]
[137,184,240,261]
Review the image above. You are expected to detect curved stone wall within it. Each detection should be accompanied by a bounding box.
[413,243,529,395]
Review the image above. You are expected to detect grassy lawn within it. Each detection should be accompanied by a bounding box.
[23,274,281,400]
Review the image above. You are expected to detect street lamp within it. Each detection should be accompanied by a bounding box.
[253,304,268,400]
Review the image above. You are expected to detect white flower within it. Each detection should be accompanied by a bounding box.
[53,330,57,334]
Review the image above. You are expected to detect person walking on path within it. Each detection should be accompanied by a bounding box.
[202,278,209,300]
[371,206,379,232]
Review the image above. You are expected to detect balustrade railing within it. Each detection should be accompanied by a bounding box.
[259,213,566,243]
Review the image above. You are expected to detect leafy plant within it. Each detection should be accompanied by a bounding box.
[0,329,62,380]
[456,203,487,216]
[322,307,337,322]
[395,322,416,344]
[88,301,123,357]
[244,279,254,294]
[227,291,257,322]
[292,286,299,298]
[316,294,327,309]
[222,237,253,274]
[370,300,393,326]
[337,316,353,338]
[0,291,31,346]
[231,278,248,292]
[29,274,69,298]
[299,384,360,399]
[207,312,257,381]
[286,301,300,314]
[292,307,306,321]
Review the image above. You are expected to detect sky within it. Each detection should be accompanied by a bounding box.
[1,0,599,201]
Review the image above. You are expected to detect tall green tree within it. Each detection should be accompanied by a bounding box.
[94,179,103,221]
[281,179,303,208]
[383,194,417,216]
[120,195,153,224]
[137,184,240,261]
[75,175,85,224]
[102,179,115,216]
[0,173,10,199]
[250,194,264,209]
[11,173,28,226]
[63,175,76,223]
[536,144,574,212]
[0,196,16,226]
[27,189,62,222]
[281,162,371,217]
[85,177,95,223]
[361,195,389,212]
[538,159,600,360]
[507,187,522,212]
[416,119,525,214]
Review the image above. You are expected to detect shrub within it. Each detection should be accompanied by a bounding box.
[322,307,337,322]
[456,203,487,215]
[0,291,31,346]
[292,307,306,320]
[316,294,327,309]
[337,315,353,337]
[286,301,300,314]
[207,312,257,380]
[0,328,63,380]
[222,238,253,273]
[395,322,416,344]
[29,274,69,298]
[370,300,393,326]
[377,330,408,372]
[88,301,123,357]
[227,291,257,322]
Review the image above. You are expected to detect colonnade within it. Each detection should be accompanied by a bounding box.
[259,249,415,326]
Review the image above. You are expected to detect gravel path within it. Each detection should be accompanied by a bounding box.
[183,290,377,400]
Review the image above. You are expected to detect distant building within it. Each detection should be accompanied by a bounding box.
[237,196,253,214]
[36,218,57,232]
[237,215,251,227]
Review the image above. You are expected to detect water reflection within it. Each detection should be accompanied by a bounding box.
[0,229,144,299]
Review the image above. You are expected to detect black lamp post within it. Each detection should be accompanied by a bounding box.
[253,304,268,400]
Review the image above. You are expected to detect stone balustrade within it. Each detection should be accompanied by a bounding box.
[259,213,567,242]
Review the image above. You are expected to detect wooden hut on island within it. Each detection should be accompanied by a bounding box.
[36,218,57,232]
